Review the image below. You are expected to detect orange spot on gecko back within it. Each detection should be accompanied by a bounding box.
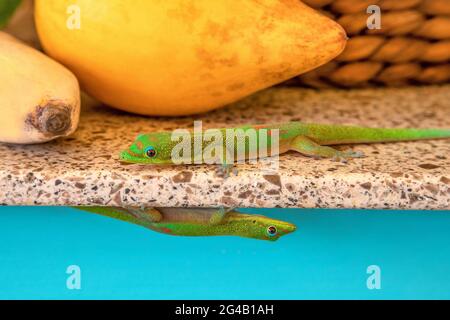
[160,227,173,234]
[147,135,160,143]
[252,124,268,130]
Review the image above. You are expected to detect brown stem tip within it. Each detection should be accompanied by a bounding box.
[26,101,73,136]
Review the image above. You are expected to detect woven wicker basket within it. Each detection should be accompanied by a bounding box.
[286,0,450,87]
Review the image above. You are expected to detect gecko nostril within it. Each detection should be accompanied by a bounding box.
[136,140,144,149]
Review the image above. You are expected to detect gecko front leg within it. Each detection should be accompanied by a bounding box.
[289,136,365,162]
[215,163,239,179]
[203,143,238,178]
[208,207,235,225]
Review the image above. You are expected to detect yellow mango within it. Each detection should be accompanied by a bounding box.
[35,0,346,116]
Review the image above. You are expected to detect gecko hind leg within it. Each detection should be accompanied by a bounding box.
[126,207,163,223]
[290,136,365,162]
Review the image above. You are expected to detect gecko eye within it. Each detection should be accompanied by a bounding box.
[266,226,277,237]
[144,146,157,158]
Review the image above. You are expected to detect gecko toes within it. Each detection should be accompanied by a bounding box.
[215,164,237,179]
[349,151,366,158]
[330,150,366,163]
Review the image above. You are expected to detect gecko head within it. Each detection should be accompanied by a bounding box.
[231,214,297,241]
[119,132,174,164]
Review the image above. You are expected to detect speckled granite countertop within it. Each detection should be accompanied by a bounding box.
[0,86,449,209]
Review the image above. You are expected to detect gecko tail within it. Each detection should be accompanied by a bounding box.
[365,127,450,143]
[304,124,450,145]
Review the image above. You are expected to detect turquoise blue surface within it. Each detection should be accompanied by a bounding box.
[0,206,449,299]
